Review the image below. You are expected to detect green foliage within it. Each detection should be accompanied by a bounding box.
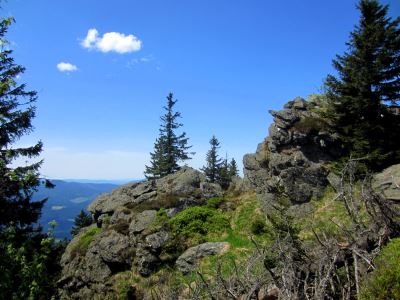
[71,209,93,236]
[144,93,193,180]
[169,206,230,246]
[360,238,400,300]
[206,197,224,209]
[0,223,66,299]
[201,135,223,183]
[0,17,64,299]
[228,158,239,177]
[0,16,46,230]
[202,135,236,189]
[324,0,400,171]
[251,217,267,235]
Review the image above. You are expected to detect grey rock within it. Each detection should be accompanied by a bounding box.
[176,242,230,274]
[109,207,133,225]
[81,249,112,283]
[200,181,223,198]
[95,230,132,264]
[145,231,169,252]
[292,97,307,110]
[327,172,341,192]
[88,167,221,222]
[157,166,205,195]
[136,245,159,277]
[373,164,400,201]
[88,181,149,218]
[244,97,336,208]
[129,210,157,235]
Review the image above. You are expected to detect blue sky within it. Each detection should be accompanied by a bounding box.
[5,0,400,179]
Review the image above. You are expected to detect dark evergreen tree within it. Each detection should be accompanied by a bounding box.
[71,210,93,236]
[0,17,47,231]
[144,93,193,180]
[217,156,231,189]
[325,0,400,170]
[228,158,239,177]
[201,135,223,183]
[0,17,62,299]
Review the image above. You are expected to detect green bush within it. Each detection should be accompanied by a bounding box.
[206,197,224,209]
[169,206,230,244]
[360,238,400,300]
[251,217,267,235]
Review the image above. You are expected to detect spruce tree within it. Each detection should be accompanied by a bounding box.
[228,158,239,177]
[0,17,62,299]
[201,135,222,183]
[0,17,47,231]
[71,210,93,236]
[325,0,400,170]
[217,156,231,189]
[144,93,193,179]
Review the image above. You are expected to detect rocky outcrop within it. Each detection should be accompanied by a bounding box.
[243,97,340,210]
[373,164,400,202]
[175,242,230,274]
[59,167,222,299]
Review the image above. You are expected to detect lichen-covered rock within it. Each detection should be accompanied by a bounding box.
[243,97,340,209]
[95,230,132,265]
[129,210,157,235]
[176,242,230,274]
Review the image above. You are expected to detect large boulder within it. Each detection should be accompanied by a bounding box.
[176,242,230,274]
[243,97,340,210]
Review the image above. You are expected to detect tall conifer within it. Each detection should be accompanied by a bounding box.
[201,135,223,183]
[325,0,400,170]
[0,17,48,230]
[0,17,61,299]
[144,93,193,179]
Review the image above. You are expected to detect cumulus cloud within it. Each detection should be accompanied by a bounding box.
[57,62,78,72]
[81,28,142,54]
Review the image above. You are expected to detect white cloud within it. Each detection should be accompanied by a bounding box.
[57,62,78,72]
[81,28,142,54]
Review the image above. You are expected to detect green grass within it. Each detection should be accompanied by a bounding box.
[360,238,400,300]
[296,185,371,241]
[71,226,102,257]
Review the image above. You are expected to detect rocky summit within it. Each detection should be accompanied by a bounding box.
[58,167,223,299]
[243,97,341,210]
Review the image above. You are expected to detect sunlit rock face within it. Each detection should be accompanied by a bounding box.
[243,97,341,211]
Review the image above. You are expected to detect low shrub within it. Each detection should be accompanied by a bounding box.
[169,206,230,246]
[251,217,267,235]
[206,197,224,209]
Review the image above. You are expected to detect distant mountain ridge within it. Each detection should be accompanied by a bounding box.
[62,178,143,185]
[34,180,121,239]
